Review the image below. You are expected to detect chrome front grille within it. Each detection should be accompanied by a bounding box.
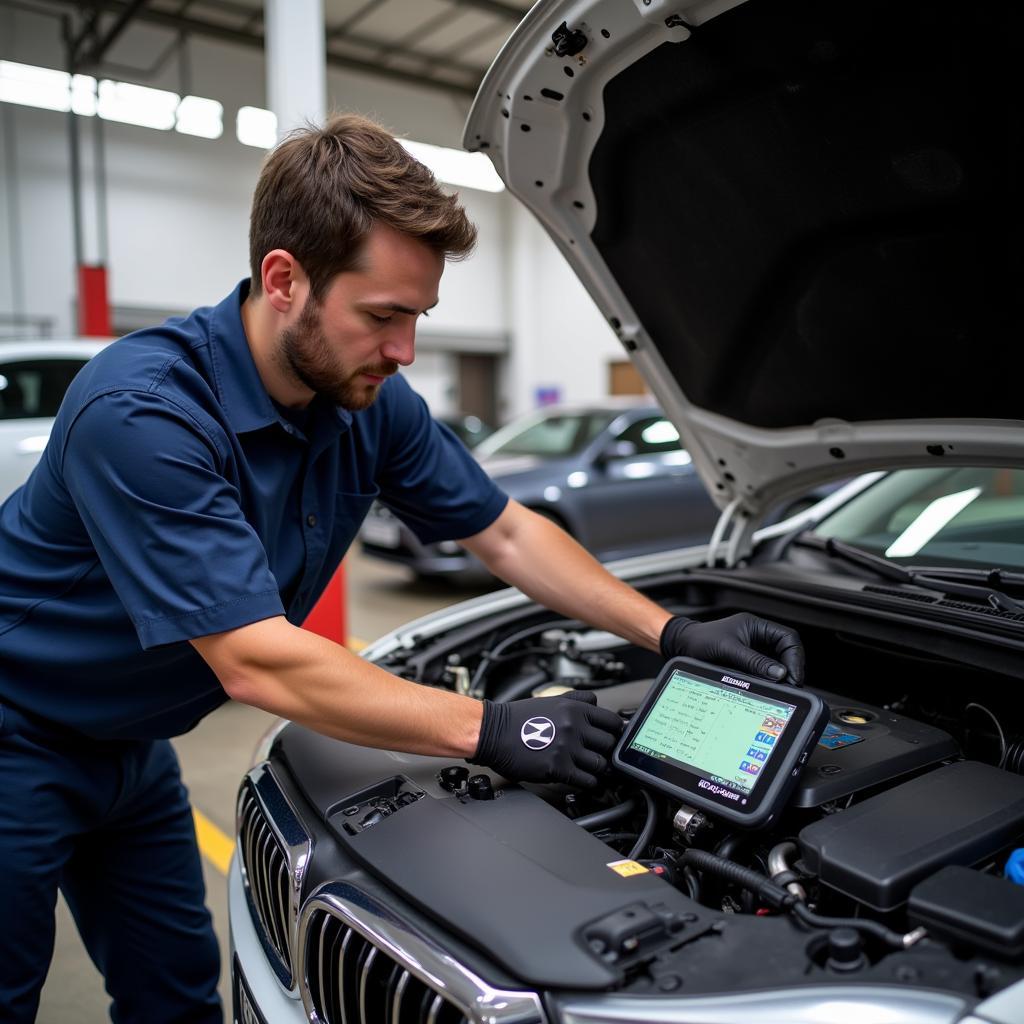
[306,909,467,1024]
[299,882,545,1024]
[237,764,311,989]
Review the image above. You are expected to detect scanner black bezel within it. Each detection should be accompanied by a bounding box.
[613,657,828,828]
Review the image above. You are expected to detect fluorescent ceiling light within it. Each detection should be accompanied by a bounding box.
[98,79,178,130]
[885,486,982,558]
[70,74,98,116]
[400,139,504,193]
[176,95,223,139]
[0,61,227,137]
[237,106,278,148]
[0,60,74,113]
[230,113,502,194]
[1,60,504,192]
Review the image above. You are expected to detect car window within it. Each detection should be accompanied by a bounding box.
[613,416,683,455]
[476,411,618,458]
[814,467,1024,570]
[0,358,87,420]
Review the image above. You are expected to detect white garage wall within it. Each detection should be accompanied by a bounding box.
[502,201,624,418]
[0,7,630,415]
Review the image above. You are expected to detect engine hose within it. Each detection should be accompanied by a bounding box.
[682,850,921,950]
[469,620,577,695]
[594,831,638,844]
[492,670,553,703]
[682,866,702,902]
[680,849,793,911]
[713,834,746,862]
[768,841,808,902]
[627,791,657,861]
[574,797,638,830]
[790,902,922,950]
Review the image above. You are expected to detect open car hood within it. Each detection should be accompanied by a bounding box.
[464,0,1023,550]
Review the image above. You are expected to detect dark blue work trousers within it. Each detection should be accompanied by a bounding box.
[0,703,221,1023]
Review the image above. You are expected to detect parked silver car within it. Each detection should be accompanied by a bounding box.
[360,400,720,578]
[0,340,108,499]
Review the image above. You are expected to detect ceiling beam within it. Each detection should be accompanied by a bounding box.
[45,0,479,96]
[71,0,150,70]
[450,0,524,19]
[326,0,384,40]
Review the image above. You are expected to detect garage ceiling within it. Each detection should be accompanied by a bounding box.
[21,0,535,97]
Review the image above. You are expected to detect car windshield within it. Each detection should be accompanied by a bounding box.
[813,467,1024,571]
[475,410,618,458]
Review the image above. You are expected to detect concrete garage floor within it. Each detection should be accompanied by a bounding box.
[36,547,494,1022]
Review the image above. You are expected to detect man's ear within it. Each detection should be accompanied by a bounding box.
[260,250,308,314]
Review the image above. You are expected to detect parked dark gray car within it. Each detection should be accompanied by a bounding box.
[359,400,720,578]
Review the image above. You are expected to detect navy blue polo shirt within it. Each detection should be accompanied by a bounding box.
[0,281,506,740]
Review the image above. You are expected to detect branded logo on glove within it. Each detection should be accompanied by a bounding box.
[521,717,556,750]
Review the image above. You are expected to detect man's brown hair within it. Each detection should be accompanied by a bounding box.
[249,113,477,299]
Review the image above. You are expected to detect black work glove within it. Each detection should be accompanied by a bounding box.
[660,612,805,686]
[469,691,623,788]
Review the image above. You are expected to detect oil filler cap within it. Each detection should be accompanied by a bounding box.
[826,928,865,972]
[438,765,469,793]
[467,774,495,800]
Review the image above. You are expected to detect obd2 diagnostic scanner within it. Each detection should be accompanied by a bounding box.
[613,657,828,828]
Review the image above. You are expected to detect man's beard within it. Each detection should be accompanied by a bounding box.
[277,296,397,411]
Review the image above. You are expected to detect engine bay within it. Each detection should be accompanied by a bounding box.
[350,576,1024,998]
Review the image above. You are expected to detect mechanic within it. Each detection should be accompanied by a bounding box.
[0,114,803,1023]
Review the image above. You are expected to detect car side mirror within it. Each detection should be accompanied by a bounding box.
[595,439,638,467]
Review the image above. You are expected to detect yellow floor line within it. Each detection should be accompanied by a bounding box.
[347,635,368,652]
[193,807,234,876]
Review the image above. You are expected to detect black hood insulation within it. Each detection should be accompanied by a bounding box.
[589,0,1021,429]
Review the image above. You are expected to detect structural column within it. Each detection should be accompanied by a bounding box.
[263,0,327,137]
[263,0,346,644]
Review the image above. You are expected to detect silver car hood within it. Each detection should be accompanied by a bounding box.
[464,0,1023,544]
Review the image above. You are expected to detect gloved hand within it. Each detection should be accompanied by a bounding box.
[469,690,623,788]
[660,612,805,685]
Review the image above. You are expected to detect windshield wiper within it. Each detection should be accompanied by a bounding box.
[796,534,1024,614]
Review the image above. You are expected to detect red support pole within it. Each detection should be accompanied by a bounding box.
[301,562,348,646]
[77,264,112,336]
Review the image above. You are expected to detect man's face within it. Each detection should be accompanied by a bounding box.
[276,223,443,411]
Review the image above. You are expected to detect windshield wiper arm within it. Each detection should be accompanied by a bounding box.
[798,535,1024,614]
[819,536,914,583]
[911,566,1024,589]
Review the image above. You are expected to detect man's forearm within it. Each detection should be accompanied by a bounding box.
[461,500,673,651]
[191,617,484,756]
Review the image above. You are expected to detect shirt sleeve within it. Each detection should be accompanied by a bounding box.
[374,377,508,544]
[61,389,285,649]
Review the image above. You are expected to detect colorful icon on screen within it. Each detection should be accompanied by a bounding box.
[739,761,760,775]
[754,732,776,746]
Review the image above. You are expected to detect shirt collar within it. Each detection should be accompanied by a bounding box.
[208,279,353,439]
[208,279,278,434]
